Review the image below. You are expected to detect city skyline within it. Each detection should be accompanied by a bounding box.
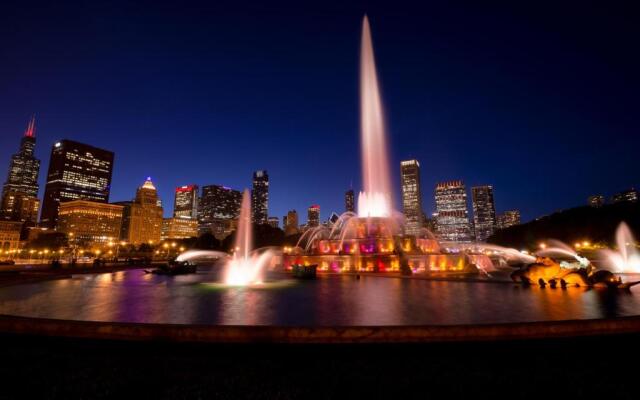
[1,2,639,224]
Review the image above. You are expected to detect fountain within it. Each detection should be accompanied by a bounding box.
[358,15,392,218]
[599,222,640,273]
[536,239,590,268]
[223,189,275,286]
[282,16,492,274]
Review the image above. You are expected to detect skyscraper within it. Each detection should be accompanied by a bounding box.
[471,185,497,242]
[1,117,41,222]
[307,205,320,228]
[251,170,269,224]
[345,189,355,213]
[434,180,472,243]
[198,185,242,236]
[40,140,114,228]
[400,159,423,236]
[173,185,199,219]
[122,177,163,245]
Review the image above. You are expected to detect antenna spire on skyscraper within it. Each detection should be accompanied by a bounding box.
[24,115,36,138]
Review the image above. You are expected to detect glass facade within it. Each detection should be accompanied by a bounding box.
[471,185,497,242]
[434,180,472,243]
[40,140,114,228]
[400,160,423,236]
[251,170,269,224]
[173,185,198,219]
[198,185,242,236]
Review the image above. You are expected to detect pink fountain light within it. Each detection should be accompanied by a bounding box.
[358,15,392,218]
[224,189,272,286]
[599,222,640,273]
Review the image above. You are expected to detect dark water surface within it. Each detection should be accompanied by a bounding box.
[1,269,640,326]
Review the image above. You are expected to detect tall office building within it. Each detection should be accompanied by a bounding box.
[434,180,472,242]
[307,205,320,228]
[497,210,521,230]
[345,189,355,213]
[284,210,299,236]
[251,170,269,224]
[1,117,41,222]
[198,185,242,236]
[40,140,114,228]
[400,160,424,236]
[173,185,198,219]
[471,185,497,242]
[122,177,163,245]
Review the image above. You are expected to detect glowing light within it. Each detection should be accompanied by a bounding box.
[223,190,274,286]
[357,16,392,218]
[599,222,640,273]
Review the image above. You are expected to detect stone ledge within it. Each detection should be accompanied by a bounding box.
[2,314,640,343]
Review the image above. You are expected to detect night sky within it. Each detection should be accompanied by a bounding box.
[1,0,638,223]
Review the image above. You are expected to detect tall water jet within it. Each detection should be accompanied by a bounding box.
[224,189,272,285]
[358,15,393,218]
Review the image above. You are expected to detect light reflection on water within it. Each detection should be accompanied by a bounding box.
[0,270,639,326]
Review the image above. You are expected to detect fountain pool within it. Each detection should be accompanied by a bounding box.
[1,270,640,326]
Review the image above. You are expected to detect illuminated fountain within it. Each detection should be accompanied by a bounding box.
[223,190,275,286]
[283,16,492,274]
[599,222,640,273]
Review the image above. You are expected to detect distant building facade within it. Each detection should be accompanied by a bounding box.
[345,189,355,213]
[40,140,114,228]
[612,189,639,204]
[198,185,242,237]
[434,180,472,242]
[497,210,521,230]
[1,117,41,223]
[1,192,39,224]
[307,205,320,228]
[0,221,22,252]
[161,217,198,240]
[251,170,269,224]
[57,200,123,245]
[471,185,497,242]
[588,195,605,208]
[173,185,199,219]
[123,178,163,245]
[400,160,423,236]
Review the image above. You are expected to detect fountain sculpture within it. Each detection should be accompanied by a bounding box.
[282,16,492,274]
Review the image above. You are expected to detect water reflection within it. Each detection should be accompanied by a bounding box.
[0,270,639,326]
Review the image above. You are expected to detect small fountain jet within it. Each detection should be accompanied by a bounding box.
[599,222,640,273]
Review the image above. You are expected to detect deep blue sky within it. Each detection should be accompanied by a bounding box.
[1,0,638,223]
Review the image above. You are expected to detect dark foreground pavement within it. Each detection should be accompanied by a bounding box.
[0,333,637,399]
